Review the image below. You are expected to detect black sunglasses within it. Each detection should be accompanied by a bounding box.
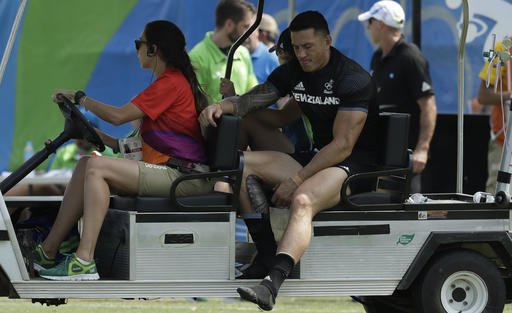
[134,39,148,50]
[368,17,376,25]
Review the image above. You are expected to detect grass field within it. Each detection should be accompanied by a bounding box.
[1,297,362,313]
[1,297,512,313]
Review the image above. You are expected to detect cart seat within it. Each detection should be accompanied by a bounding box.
[333,112,411,210]
[109,115,242,213]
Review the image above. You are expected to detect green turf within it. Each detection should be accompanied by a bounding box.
[1,297,512,313]
[0,297,361,313]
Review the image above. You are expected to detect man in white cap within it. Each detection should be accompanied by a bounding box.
[258,13,279,48]
[358,0,437,193]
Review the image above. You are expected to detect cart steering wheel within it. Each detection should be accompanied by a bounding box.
[55,93,106,152]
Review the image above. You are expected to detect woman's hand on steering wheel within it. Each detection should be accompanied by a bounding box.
[53,90,106,152]
[52,89,76,104]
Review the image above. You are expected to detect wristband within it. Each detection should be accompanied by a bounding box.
[74,90,86,105]
[290,174,304,186]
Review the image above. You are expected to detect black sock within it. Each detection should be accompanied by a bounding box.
[244,217,277,259]
[262,253,294,296]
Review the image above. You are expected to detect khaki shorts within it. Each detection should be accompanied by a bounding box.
[137,162,215,197]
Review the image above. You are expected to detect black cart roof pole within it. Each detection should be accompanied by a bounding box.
[224,0,265,80]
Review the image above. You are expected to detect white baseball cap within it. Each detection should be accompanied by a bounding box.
[358,1,405,29]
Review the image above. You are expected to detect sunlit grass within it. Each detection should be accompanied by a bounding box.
[2,297,512,313]
[0,297,363,313]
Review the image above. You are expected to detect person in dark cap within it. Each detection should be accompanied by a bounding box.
[269,28,292,62]
[270,28,312,159]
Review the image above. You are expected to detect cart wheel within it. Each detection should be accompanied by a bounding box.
[414,249,505,313]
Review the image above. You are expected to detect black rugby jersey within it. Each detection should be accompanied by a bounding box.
[268,47,378,165]
[370,38,434,148]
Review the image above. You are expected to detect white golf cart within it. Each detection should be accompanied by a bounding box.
[1,1,511,313]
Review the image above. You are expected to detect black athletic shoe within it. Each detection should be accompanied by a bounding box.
[237,283,275,311]
[246,174,270,214]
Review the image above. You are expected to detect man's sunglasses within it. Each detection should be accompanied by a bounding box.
[134,39,148,50]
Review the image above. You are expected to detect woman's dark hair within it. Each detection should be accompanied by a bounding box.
[144,20,208,112]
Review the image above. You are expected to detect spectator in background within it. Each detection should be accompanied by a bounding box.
[358,0,437,192]
[477,37,512,193]
[243,18,279,84]
[258,13,279,48]
[189,0,258,104]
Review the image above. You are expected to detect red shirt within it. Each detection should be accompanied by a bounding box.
[131,67,206,164]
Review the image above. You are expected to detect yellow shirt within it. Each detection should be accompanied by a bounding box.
[478,40,511,144]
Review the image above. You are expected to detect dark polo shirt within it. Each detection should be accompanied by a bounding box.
[370,38,434,148]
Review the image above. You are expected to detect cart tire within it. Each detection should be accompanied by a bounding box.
[414,249,505,313]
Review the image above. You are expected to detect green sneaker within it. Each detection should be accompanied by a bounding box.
[32,244,55,272]
[39,254,99,281]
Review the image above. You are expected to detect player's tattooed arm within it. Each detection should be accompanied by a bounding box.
[229,82,281,117]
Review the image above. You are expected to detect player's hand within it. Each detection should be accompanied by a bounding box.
[412,148,428,174]
[219,78,236,98]
[271,177,299,208]
[198,103,223,128]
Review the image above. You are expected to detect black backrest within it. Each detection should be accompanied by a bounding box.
[204,115,241,170]
[378,112,410,168]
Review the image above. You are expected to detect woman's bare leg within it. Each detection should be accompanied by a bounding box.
[42,157,90,258]
[75,157,139,262]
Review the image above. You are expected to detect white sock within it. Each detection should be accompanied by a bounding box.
[75,255,91,265]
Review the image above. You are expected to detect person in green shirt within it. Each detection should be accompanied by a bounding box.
[189,0,258,104]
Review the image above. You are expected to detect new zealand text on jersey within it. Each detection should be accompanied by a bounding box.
[292,92,340,105]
